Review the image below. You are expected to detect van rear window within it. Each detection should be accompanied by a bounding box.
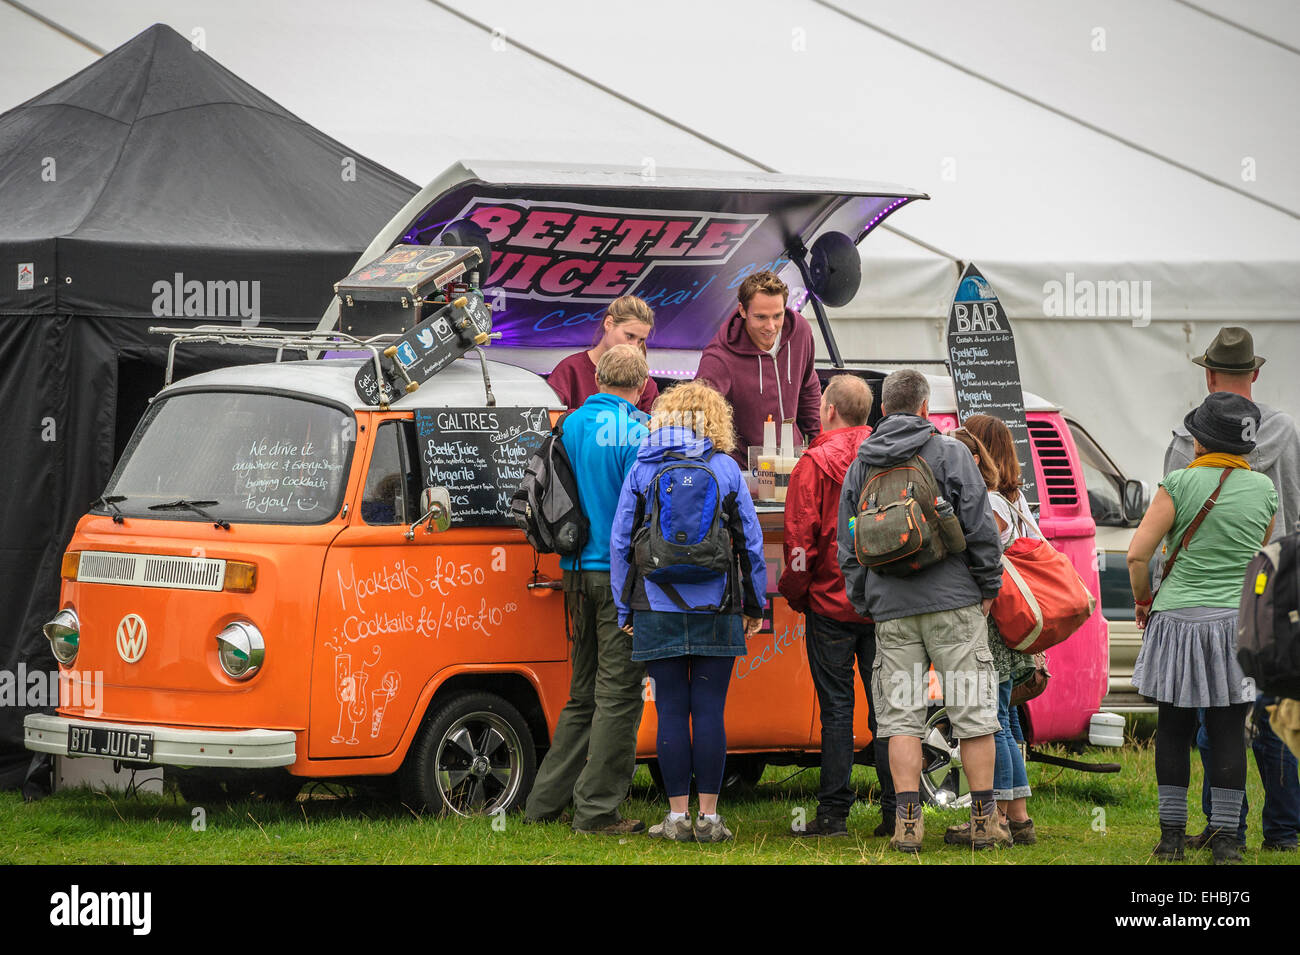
[102,392,354,525]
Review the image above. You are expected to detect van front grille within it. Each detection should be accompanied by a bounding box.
[1026,419,1079,507]
[78,551,226,592]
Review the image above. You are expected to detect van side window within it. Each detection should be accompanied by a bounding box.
[361,421,420,525]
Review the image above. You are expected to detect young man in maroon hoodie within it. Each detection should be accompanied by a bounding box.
[695,271,822,464]
[778,375,895,837]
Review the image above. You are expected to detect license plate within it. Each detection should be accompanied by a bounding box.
[67,724,154,763]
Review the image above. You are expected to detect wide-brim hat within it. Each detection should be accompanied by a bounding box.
[1183,392,1261,455]
[1192,326,1265,371]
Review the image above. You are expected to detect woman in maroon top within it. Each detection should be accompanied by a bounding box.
[548,295,659,413]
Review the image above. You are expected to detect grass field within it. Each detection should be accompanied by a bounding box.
[5,724,1300,865]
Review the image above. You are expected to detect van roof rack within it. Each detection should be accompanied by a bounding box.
[148,325,504,408]
[148,325,403,387]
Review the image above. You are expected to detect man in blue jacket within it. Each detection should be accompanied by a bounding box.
[525,345,651,834]
[839,369,1004,852]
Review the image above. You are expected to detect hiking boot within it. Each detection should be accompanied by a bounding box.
[969,804,1013,849]
[889,812,924,853]
[647,813,695,842]
[872,818,894,838]
[1262,840,1298,852]
[1210,830,1243,865]
[1153,825,1186,861]
[791,814,848,838]
[1008,817,1037,845]
[1186,827,1213,850]
[574,817,645,835]
[694,813,734,843]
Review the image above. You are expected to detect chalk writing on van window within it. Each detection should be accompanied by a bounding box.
[414,408,548,526]
[231,437,346,516]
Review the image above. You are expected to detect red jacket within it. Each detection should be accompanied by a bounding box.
[778,424,872,624]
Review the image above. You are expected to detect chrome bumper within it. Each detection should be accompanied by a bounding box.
[24,714,297,769]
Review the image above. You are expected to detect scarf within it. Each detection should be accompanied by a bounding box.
[1187,452,1251,470]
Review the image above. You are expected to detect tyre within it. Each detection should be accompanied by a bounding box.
[400,691,536,816]
[919,707,970,808]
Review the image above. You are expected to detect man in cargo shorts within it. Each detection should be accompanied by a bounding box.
[839,369,1006,851]
[525,345,651,834]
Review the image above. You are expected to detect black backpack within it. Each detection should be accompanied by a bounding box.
[1237,530,1300,697]
[509,413,588,557]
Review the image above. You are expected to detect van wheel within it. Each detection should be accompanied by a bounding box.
[919,707,971,808]
[400,692,536,817]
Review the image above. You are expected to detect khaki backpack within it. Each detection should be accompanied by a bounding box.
[852,443,966,576]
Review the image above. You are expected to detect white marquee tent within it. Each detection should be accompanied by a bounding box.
[3,0,1298,481]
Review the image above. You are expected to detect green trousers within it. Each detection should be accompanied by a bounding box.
[525,570,647,829]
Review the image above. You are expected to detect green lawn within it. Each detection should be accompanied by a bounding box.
[5,724,1299,864]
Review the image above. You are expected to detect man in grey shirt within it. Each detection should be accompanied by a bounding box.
[1163,326,1300,852]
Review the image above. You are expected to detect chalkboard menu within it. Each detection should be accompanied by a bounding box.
[414,407,549,526]
[945,264,1038,508]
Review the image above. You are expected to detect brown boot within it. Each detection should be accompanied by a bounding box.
[890,811,924,853]
[1007,817,1036,845]
[969,803,1013,849]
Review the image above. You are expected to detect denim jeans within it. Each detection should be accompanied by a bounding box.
[993,677,1030,801]
[1200,695,1300,845]
[805,612,895,821]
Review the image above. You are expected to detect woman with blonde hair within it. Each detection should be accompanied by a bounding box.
[548,295,658,413]
[610,380,767,842]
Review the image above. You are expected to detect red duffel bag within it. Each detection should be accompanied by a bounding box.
[992,536,1096,654]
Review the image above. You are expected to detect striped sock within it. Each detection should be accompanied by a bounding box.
[1209,787,1244,834]
[1157,785,1188,828]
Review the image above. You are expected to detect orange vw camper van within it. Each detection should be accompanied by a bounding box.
[27,165,1122,813]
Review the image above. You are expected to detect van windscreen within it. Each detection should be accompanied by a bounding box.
[102,392,354,525]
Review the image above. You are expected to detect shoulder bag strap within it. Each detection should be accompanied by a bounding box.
[1160,467,1233,583]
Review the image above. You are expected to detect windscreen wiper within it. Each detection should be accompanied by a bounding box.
[147,499,230,530]
[91,495,127,524]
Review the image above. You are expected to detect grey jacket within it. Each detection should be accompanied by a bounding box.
[837,413,1003,623]
[1164,401,1300,542]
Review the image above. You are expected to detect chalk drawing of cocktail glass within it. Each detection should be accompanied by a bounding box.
[332,654,353,743]
[370,672,401,739]
[346,670,370,744]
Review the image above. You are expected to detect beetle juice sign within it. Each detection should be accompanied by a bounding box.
[397,180,917,349]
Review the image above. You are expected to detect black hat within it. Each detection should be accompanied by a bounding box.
[1192,326,1265,372]
[1183,392,1261,455]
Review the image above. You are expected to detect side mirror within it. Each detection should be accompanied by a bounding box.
[1122,479,1149,524]
[406,486,452,540]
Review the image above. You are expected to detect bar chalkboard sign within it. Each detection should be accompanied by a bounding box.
[414,407,549,526]
[945,264,1038,508]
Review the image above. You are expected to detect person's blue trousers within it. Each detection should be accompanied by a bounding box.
[1197,694,1300,846]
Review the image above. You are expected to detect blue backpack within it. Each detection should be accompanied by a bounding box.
[630,450,737,612]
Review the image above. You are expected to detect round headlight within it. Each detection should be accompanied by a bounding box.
[216,621,264,680]
[43,609,80,665]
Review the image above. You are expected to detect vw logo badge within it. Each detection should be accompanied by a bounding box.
[116,613,147,663]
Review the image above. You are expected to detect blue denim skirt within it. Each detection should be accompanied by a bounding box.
[631,611,746,662]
